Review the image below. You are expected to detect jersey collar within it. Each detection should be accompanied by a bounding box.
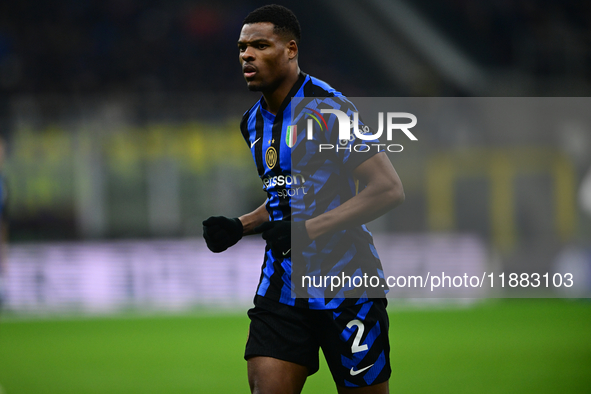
[259,71,308,118]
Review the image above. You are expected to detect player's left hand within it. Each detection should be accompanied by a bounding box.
[254,220,308,259]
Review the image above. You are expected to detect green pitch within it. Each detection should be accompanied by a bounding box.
[0,299,589,393]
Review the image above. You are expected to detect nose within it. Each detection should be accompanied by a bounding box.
[241,46,255,62]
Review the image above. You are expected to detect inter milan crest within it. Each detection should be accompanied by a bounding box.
[265,146,277,169]
[286,125,297,148]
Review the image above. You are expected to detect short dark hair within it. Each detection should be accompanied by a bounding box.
[243,4,301,44]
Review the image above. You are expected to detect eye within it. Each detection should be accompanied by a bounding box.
[257,44,268,50]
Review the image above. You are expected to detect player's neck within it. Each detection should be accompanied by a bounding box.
[262,67,300,115]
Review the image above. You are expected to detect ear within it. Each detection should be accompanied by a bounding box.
[287,40,298,60]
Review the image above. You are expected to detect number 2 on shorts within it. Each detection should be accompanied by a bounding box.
[346,319,368,353]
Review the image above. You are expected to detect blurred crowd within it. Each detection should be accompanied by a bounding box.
[2,0,588,96]
[0,0,382,95]
[0,0,252,94]
[416,0,591,77]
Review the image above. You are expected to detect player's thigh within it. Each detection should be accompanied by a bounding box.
[248,356,309,394]
[317,298,391,389]
[245,296,321,393]
[245,296,321,373]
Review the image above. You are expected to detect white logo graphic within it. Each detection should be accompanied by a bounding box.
[350,364,374,376]
[262,174,307,199]
[304,109,417,153]
[250,137,261,149]
[282,249,291,256]
[314,110,417,141]
[262,174,305,188]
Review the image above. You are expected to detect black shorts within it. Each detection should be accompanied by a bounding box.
[245,295,391,388]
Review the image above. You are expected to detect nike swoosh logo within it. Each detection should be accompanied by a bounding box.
[250,137,261,149]
[350,364,374,376]
[282,249,291,256]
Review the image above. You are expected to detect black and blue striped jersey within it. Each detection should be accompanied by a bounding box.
[240,72,387,310]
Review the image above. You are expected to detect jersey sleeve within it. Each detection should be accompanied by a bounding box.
[318,96,383,172]
[239,110,251,147]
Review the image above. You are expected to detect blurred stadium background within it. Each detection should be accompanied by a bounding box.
[0,0,590,393]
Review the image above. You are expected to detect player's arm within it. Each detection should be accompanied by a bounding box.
[255,152,404,258]
[203,201,269,253]
[239,201,270,235]
[305,152,404,239]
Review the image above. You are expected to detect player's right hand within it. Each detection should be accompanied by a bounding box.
[202,216,243,253]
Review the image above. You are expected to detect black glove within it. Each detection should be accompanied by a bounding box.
[254,220,309,259]
[202,216,243,253]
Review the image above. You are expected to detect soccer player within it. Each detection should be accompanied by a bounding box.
[203,5,404,394]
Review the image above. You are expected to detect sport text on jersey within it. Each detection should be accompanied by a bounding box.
[262,174,307,199]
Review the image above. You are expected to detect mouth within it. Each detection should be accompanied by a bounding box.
[243,64,257,79]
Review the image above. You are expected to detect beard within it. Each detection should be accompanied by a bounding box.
[245,74,282,93]
[246,82,262,92]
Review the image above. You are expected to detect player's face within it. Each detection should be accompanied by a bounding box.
[238,22,294,92]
